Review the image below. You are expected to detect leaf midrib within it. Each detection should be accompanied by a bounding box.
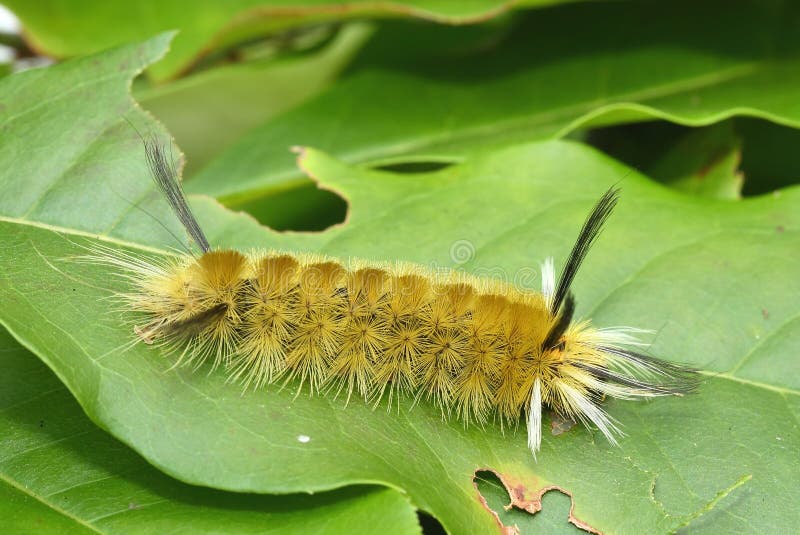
[0,472,103,534]
[0,214,178,257]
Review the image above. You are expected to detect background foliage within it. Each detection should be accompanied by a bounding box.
[0,1,798,533]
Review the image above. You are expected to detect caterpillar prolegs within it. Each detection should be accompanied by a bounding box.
[99,138,697,457]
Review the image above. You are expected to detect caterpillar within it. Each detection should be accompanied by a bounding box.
[96,137,697,458]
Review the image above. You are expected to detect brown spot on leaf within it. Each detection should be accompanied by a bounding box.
[550,413,577,436]
[762,308,769,320]
[473,468,601,534]
[776,225,785,233]
[133,324,156,345]
[695,149,729,180]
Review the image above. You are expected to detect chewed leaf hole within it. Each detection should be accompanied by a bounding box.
[550,412,577,436]
[474,470,592,534]
[372,160,456,174]
[226,181,348,232]
[417,511,446,535]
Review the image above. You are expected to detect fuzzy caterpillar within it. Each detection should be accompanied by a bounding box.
[98,138,697,457]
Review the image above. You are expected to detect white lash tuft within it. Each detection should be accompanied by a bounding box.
[541,256,555,311]
[560,383,622,446]
[527,377,543,457]
[593,326,653,347]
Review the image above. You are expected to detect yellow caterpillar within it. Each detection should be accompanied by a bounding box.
[96,137,696,457]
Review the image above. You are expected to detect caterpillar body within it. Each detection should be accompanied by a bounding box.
[100,138,697,457]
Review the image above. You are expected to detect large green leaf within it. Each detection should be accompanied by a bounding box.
[136,23,374,177]
[2,132,799,533]
[2,29,798,535]
[0,329,420,535]
[5,0,564,81]
[134,24,371,231]
[187,0,800,213]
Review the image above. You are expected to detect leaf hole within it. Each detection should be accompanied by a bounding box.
[585,118,800,199]
[474,470,592,534]
[417,510,446,535]
[227,181,347,232]
[372,160,457,174]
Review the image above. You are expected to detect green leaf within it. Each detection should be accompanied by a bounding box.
[0,33,182,241]
[0,327,420,535]
[187,1,800,212]
[1,28,798,535]
[136,23,373,177]
[4,0,563,81]
[2,129,799,533]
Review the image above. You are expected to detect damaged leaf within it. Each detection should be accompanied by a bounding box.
[1,31,798,535]
[189,1,800,214]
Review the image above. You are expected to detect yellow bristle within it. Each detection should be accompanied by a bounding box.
[422,283,475,332]
[285,308,342,393]
[495,303,541,422]
[192,251,248,296]
[346,268,389,315]
[252,255,300,298]
[137,263,195,322]
[330,315,383,400]
[184,251,248,368]
[386,274,431,320]
[297,261,345,312]
[229,255,301,388]
[373,318,424,404]
[453,367,494,425]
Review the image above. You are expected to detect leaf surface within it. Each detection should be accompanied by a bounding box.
[136,23,373,177]
[0,328,420,535]
[4,138,799,534]
[4,0,565,80]
[1,32,799,535]
[187,1,800,211]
